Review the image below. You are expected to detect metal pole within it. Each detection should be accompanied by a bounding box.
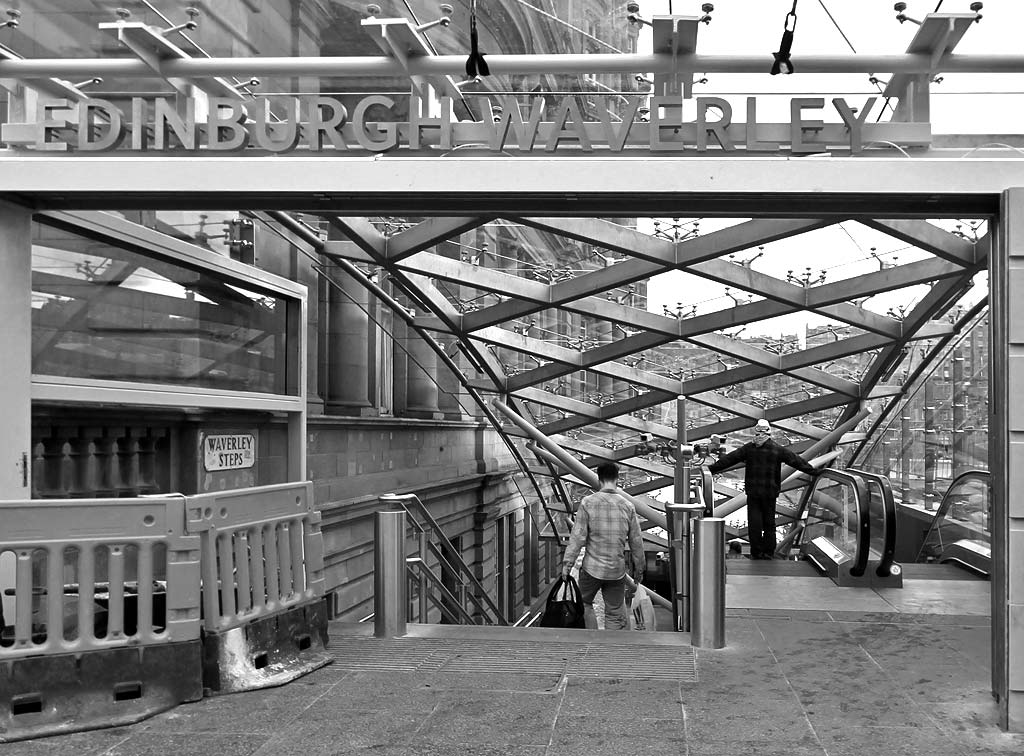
[675,396,689,507]
[668,502,704,632]
[374,509,407,638]
[494,399,667,529]
[901,412,912,499]
[952,350,966,477]
[418,528,429,622]
[670,395,703,632]
[924,377,936,510]
[691,517,726,649]
[1,53,1020,80]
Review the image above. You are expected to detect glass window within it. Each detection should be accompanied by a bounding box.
[31,220,294,394]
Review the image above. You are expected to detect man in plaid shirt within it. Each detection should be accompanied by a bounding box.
[709,419,818,559]
[561,462,645,630]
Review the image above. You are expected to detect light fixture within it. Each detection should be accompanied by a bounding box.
[3,8,20,28]
[771,1,798,75]
[699,3,714,24]
[161,7,200,36]
[417,4,453,33]
[626,2,652,28]
[892,3,921,26]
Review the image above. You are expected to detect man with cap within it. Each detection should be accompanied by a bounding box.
[708,419,819,559]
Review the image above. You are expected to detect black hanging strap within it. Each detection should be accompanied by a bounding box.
[771,0,799,75]
[466,0,490,78]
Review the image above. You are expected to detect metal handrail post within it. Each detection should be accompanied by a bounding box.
[418,527,429,622]
[668,502,704,632]
[374,509,407,638]
[692,517,726,648]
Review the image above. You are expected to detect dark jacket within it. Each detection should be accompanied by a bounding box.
[708,439,817,499]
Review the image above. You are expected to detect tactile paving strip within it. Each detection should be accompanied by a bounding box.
[327,636,697,681]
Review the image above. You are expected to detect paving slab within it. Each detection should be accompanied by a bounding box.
[1,571,1016,756]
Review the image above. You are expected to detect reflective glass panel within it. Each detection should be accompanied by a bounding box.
[803,476,859,555]
[31,220,293,394]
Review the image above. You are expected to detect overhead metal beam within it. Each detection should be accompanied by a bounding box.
[2,53,1022,80]
[98,20,248,100]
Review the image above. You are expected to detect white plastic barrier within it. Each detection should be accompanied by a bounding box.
[0,496,201,658]
[184,482,325,632]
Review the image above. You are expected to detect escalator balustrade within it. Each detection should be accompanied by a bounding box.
[916,470,991,578]
[790,469,903,588]
[846,468,903,585]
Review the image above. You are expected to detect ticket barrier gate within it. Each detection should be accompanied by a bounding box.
[0,482,328,742]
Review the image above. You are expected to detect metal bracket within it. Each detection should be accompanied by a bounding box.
[651,15,701,101]
[97,20,247,100]
[882,13,977,123]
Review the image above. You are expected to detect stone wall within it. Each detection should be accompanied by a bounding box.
[307,414,548,622]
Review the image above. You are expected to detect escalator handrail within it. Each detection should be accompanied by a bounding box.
[794,468,871,578]
[699,467,715,516]
[845,468,899,578]
[915,469,991,563]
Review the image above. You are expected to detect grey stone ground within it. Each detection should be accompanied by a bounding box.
[2,565,1020,755]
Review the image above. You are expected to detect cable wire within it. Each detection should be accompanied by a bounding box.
[509,0,624,53]
[250,213,477,415]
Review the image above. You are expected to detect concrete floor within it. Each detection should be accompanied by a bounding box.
[2,564,1019,756]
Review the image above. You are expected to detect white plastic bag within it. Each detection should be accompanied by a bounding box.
[629,584,657,631]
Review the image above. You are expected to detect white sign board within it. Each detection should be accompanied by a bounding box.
[203,433,256,472]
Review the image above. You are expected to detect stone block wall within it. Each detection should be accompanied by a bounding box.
[308,414,545,623]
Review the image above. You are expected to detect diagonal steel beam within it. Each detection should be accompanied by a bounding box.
[837,256,985,431]
[860,218,979,266]
[805,256,967,309]
[555,436,674,478]
[429,248,909,339]
[385,217,489,261]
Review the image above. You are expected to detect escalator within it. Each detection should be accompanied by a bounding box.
[916,470,991,578]
[786,468,903,587]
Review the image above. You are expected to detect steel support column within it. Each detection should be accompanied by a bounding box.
[993,188,1024,730]
[0,201,31,498]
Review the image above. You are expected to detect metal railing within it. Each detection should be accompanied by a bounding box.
[916,470,991,577]
[378,493,507,626]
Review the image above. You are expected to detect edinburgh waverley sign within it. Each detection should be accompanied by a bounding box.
[0,94,930,155]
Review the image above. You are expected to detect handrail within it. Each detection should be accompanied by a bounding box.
[423,541,501,623]
[698,467,715,516]
[512,610,543,628]
[380,493,507,625]
[916,469,991,565]
[795,469,871,578]
[405,558,478,625]
[845,468,899,578]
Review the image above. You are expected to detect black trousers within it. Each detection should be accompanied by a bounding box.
[747,493,778,559]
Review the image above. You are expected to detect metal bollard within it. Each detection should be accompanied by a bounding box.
[374,510,407,638]
[691,517,726,648]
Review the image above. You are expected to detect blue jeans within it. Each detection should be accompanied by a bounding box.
[577,569,629,630]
